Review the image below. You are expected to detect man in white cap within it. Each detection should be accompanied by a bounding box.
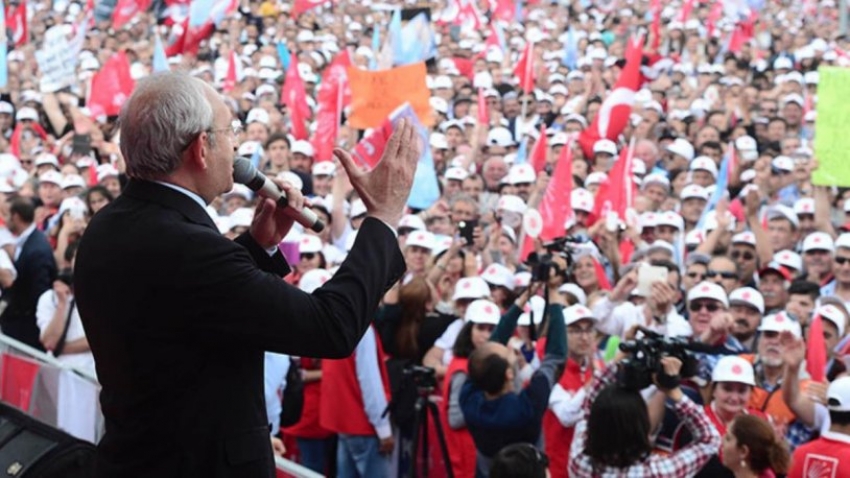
[727,287,765,352]
[802,232,834,285]
[822,234,850,311]
[789,376,850,478]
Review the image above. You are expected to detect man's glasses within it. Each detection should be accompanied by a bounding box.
[689,301,720,313]
[300,253,316,260]
[836,256,850,266]
[730,250,754,261]
[707,270,738,280]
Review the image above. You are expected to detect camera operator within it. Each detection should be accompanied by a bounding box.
[459,255,568,477]
[569,356,720,477]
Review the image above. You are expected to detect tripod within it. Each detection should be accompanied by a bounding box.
[408,386,454,478]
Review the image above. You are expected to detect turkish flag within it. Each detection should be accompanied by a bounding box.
[311,51,352,162]
[292,0,332,18]
[591,143,636,226]
[492,0,515,22]
[112,0,153,30]
[514,42,535,94]
[164,18,214,57]
[282,63,311,141]
[538,140,573,241]
[807,314,827,382]
[456,1,482,30]
[451,57,475,80]
[352,117,394,171]
[477,88,488,126]
[529,124,547,174]
[485,24,502,52]
[6,0,27,46]
[88,52,136,118]
[578,35,644,158]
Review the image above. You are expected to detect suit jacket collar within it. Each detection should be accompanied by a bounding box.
[122,179,218,231]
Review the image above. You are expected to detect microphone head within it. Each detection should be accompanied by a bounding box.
[232,157,258,185]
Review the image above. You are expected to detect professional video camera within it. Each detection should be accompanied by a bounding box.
[525,236,587,282]
[404,365,438,391]
[617,328,700,391]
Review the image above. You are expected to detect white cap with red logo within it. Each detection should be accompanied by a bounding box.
[816,304,846,338]
[711,356,755,386]
[728,287,764,314]
[758,313,802,338]
[465,299,501,324]
[687,281,729,308]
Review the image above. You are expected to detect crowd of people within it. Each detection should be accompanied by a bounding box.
[1,0,850,476]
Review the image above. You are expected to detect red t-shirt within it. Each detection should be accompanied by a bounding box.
[789,432,850,478]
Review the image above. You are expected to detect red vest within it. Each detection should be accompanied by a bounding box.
[543,357,592,478]
[282,358,333,439]
[319,328,390,436]
[789,434,850,478]
[439,357,476,478]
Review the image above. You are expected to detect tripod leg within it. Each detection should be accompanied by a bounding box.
[420,404,429,478]
[409,398,425,478]
[426,400,455,478]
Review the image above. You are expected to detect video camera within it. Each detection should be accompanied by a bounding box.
[525,236,587,283]
[403,365,438,391]
[617,328,700,391]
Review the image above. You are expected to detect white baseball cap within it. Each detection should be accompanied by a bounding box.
[60,174,86,190]
[311,161,336,177]
[508,163,536,185]
[350,199,367,218]
[681,184,709,201]
[518,296,546,326]
[772,155,794,172]
[711,356,755,386]
[666,138,695,161]
[15,107,39,122]
[398,214,426,232]
[558,283,587,306]
[297,234,323,254]
[656,211,684,231]
[817,304,846,338]
[794,198,816,216]
[837,233,850,250]
[487,127,515,147]
[39,170,63,186]
[767,205,799,229]
[291,140,315,157]
[774,250,803,272]
[445,166,469,182]
[593,139,617,156]
[585,172,607,187]
[299,269,332,294]
[732,231,756,247]
[465,299,501,324]
[481,263,515,289]
[571,188,594,213]
[828,377,850,412]
[228,208,254,229]
[406,230,435,250]
[513,272,531,289]
[802,232,835,253]
[687,281,729,308]
[246,108,270,125]
[497,195,526,214]
[729,287,765,314]
[563,304,597,326]
[689,156,718,178]
[758,312,802,338]
[35,153,60,168]
[642,173,671,190]
[452,277,491,301]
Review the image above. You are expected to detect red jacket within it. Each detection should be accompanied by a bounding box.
[319,327,390,436]
[282,358,332,439]
[543,357,592,478]
[440,357,476,478]
[789,432,850,478]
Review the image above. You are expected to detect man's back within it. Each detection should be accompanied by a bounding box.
[2,227,56,348]
[75,180,405,477]
[789,432,850,478]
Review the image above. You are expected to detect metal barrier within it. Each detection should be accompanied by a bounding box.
[0,333,320,478]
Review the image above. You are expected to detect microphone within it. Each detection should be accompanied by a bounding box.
[232,157,325,233]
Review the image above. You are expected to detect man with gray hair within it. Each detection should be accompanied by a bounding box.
[74,72,419,478]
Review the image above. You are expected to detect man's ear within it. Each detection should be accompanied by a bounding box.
[186,132,209,171]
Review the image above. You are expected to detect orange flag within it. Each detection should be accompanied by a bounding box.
[346,62,432,129]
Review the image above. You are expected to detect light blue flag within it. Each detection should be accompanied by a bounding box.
[189,0,215,27]
[494,21,506,51]
[370,26,380,70]
[395,13,437,65]
[277,41,291,71]
[562,27,578,69]
[390,104,439,210]
[152,33,169,73]
[250,143,262,170]
[514,137,529,164]
[695,153,730,230]
[0,7,6,89]
[389,9,405,65]
[515,0,523,23]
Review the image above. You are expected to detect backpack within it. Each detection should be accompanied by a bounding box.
[279,357,305,428]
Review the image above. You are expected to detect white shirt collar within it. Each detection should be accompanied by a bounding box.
[822,430,850,445]
[154,181,208,210]
[15,223,36,248]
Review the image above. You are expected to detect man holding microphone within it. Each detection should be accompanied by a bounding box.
[74,72,419,477]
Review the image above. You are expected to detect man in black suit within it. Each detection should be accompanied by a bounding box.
[0,197,56,350]
[74,72,419,477]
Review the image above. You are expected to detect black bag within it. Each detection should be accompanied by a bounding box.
[0,402,95,478]
[278,358,304,428]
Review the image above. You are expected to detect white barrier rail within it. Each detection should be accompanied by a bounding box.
[0,333,319,478]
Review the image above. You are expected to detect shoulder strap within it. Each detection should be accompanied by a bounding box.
[52,297,75,357]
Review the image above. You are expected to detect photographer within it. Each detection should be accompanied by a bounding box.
[569,356,720,477]
[459,256,568,477]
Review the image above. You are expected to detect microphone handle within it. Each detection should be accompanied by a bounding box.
[274,195,324,233]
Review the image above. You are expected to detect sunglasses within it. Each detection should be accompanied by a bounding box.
[771,168,791,176]
[687,271,705,280]
[707,270,738,280]
[690,301,721,313]
[300,253,316,260]
[836,256,850,265]
[730,250,754,261]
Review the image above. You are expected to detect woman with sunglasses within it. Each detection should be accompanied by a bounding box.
[441,287,539,478]
[673,356,768,478]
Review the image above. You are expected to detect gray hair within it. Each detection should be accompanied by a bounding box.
[119,72,215,180]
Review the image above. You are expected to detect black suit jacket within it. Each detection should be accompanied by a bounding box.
[74,180,405,478]
[1,227,56,349]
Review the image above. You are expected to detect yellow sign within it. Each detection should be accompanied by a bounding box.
[813,67,850,186]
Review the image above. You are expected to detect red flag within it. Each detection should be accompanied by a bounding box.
[477,88,489,126]
[0,353,41,411]
[164,18,214,57]
[484,24,503,52]
[678,0,694,22]
[650,0,662,51]
[538,140,573,241]
[726,141,737,183]
[222,51,238,92]
[529,124,547,174]
[282,62,311,141]
[9,122,48,158]
[728,14,756,54]
[451,58,475,80]
[112,0,153,30]
[807,314,827,383]
[514,41,535,94]
[292,0,333,18]
[591,143,636,226]
[492,0,515,22]
[706,0,723,38]
[456,1,483,30]
[6,0,27,46]
[352,116,394,170]
[88,52,136,118]
[519,234,536,263]
[578,35,644,158]
[592,258,612,291]
[312,51,352,162]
